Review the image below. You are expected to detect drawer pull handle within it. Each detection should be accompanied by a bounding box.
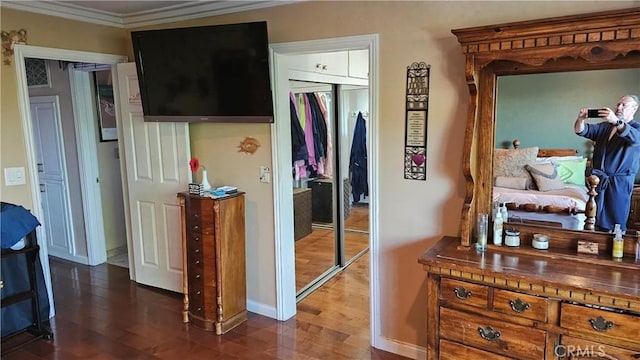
[453,287,472,300]
[193,213,199,219]
[195,249,200,253]
[195,260,200,265]
[509,298,531,313]
[195,274,201,279]
[193,236,200,242]
[588,316,614,332]
[192,225,200,231]
[477,326,501,342]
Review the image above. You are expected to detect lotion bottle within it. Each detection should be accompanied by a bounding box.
[612,224,624,259]
[493,211,503,246]
[500,203,509,223]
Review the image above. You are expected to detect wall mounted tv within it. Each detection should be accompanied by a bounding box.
[131,21,274,123]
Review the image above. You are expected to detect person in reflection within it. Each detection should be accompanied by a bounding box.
[574,95,640,232]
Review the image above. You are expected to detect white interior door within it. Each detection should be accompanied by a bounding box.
[30,96,77,262]
[116,62,190,292]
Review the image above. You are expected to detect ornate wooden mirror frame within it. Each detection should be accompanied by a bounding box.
[453,8,640,254]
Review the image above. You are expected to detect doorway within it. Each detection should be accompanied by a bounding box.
[290,81,370,299]
[14,45,128,316]
[25,59,128,268]
[269,34,381,346]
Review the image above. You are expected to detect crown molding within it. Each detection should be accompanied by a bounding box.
[1,1,302,28]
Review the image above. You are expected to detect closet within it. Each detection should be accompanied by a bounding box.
[287,50,370,299]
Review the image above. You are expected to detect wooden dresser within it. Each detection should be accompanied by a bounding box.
[426,7,640,360]
[419,237,640,359]
[177,192,247,334]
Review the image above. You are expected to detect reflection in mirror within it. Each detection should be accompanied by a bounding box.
[494,68,640,232]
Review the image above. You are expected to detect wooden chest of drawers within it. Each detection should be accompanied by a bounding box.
[420,237,640,359]
[178,192,247,335]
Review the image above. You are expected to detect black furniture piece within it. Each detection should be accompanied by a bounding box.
[1,226,52,355]
[307,178,351,223]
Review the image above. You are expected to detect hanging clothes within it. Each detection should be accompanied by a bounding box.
[302,94,318,174]
[350,112,368,203]
[290,92,308,180]
[306,92,328,177]
[316,93,334,178]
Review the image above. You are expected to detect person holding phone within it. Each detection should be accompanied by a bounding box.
[574,94,640,232]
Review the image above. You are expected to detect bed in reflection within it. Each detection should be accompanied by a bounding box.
[492,141,592,230]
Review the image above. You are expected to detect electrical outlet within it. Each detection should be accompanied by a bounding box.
[259,166,271,183]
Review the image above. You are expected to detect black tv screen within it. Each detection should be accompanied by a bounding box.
[131,21,274,123]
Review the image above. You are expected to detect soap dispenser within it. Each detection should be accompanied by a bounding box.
[612,224,624,259]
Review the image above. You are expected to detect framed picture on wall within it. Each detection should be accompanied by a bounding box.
[94,70,117,142]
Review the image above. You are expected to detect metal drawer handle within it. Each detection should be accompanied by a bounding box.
[195,274,201,279]
[196,290,201,295]
[195,260,200,265]
[193,213,199,219]
[509,298,531,313]
[194,249,200,254]
[193,236,200,242]
[192,225,200,231]
[589,316,614,332]
[453,287,472,300]
[478,326,501,342]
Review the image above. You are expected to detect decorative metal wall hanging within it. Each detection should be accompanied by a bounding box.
[404,62,430,180]
[1,29,27,65]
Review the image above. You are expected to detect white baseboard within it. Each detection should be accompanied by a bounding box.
[246,299,277,319]
[375,336,426,360]
[48,252,89,265]
[107,245,127,258]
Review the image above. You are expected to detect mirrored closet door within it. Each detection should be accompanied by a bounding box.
[289,80,370,300]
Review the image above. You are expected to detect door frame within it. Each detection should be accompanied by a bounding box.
[13,44,128,316]
[269,34,381,346]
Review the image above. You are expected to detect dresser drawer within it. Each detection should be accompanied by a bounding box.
[440,307,546,360]
[492,288,548,322]
[560,303,640,345]
[559,335,640,358]
[440,278,488,309]
[189,295,204,315]
[186,213,214,234]
[440,339,512,360]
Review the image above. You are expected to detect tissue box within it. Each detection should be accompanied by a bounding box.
[188,183,204,196]
[577,240,599,255]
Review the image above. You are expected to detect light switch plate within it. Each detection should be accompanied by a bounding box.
[4,167,26,186]
[259,166,271,183]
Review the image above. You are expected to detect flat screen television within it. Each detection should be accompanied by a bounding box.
[131,21,274,123]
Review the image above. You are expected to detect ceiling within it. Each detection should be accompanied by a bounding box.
[1,0,300,28]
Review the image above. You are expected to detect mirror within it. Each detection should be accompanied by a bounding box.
[452,7,640,246]
[494,68,640,231]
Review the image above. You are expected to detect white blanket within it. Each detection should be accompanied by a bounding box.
[493,184,588,211]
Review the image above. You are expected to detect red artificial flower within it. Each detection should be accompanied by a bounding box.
[189,158,200,173]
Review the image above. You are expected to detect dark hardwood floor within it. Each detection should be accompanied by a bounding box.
[3,254,409,360]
